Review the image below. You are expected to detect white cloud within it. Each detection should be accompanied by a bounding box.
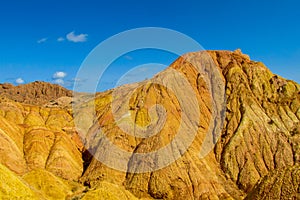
[37,38,48,44]
[53,79,64,85]
[66,31,88,43]
[53,71,67,79]
[57,37,65,42]
[15,78,25,84]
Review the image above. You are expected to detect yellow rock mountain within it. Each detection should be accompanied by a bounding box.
[0,50,299,199]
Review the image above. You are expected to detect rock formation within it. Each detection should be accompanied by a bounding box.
[0,81,72,105]
[0,50,299,199]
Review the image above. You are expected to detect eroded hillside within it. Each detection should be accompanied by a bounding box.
[0,50,299,199]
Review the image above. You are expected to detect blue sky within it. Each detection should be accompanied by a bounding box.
[0,0,299,91]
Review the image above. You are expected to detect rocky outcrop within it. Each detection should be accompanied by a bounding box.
[209,50,299,193]
[0,81,72,105]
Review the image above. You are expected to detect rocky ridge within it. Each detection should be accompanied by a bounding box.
[0,81,72,105]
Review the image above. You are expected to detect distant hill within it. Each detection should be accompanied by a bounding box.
[0,81,72,105]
